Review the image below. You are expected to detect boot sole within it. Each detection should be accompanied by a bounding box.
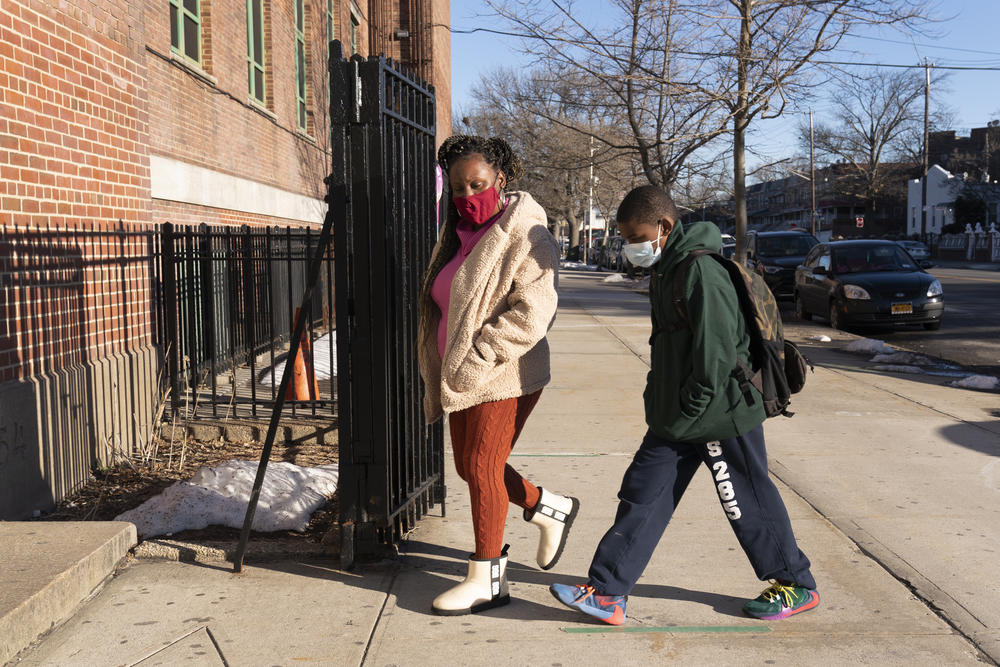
[432,594,511,616]
[539,496,580,571]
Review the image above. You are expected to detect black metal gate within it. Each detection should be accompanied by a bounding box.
[330,43,445,564]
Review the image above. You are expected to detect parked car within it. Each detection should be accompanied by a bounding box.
[794,240,944,330]
[895,240,933,267]
[743,230,820,298]
[600,236,626,272]
[721,233,736,259]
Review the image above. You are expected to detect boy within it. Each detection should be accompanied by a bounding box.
[550,185,818,625]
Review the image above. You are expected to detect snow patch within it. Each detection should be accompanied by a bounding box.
[950,375,1000,390]
[808,335,832,342]
[843,338,895,354]
[870,352,932,366]
[872,364,925,374]
[115,461,338,538]
[560,261,598,271]
[602,273,627,283]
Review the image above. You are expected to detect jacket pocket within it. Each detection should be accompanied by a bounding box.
[453,345,499,392]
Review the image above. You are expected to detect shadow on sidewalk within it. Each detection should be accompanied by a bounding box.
[396,540,746,620]
[938,411,1000,457]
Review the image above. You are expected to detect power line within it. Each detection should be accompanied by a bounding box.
[447,25,1000,71]
[844,32,1000,58]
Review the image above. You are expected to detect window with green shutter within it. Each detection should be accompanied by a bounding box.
[327,0,335,45]
[247,0,266,103]
[169,0,201,64]
[295,0,307,130]
[350,10,360,54]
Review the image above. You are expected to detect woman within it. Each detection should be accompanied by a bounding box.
[417,135,579,616]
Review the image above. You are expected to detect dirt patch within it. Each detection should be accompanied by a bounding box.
[33,434,339,546]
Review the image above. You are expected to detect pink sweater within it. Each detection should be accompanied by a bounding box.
[430,213,502,357]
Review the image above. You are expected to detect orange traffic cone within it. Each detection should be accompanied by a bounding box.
[285,309,321,401]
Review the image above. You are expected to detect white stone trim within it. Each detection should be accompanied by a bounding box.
[150,154,326,224]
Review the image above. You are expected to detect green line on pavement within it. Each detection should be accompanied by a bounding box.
[560,625,771,634]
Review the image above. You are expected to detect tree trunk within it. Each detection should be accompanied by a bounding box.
[733,0,752,264]
[734,113,748,263]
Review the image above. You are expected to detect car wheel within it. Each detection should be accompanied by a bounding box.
[829,300,843,330]
[794,293,812,321]
[923,320,942,331]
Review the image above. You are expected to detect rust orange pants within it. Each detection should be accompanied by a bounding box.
[448,390,542,559]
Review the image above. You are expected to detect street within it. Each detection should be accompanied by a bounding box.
[781,266,1000,377]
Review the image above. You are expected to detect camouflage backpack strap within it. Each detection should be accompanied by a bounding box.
[666,249,714,331]
[648,249,717,343]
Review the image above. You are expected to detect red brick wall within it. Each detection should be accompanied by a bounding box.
[0,220,158,382]
[152,200,315,228]
[0,1,153,380]
[144,0,331,205]
[0,0,151,229]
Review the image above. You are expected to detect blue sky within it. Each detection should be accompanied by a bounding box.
[450,1,1000,172]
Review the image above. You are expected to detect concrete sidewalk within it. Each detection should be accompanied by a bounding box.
[8,269,998,665]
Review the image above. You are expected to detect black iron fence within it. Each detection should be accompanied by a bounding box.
[159,223,335,420]
[331,44,444,564]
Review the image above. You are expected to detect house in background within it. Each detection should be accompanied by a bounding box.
[906,164,1000,238]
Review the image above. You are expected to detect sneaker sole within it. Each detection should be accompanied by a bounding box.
[539,496,580,571]
[749,590,820,621]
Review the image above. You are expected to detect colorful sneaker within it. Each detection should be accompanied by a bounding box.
[550,583,626,626]
[743,581,820,620]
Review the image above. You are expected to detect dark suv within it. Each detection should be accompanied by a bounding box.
[743,230,819,298]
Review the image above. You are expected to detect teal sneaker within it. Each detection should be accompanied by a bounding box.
[743,581,819,620]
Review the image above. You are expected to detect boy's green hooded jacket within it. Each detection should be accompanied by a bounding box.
[644,221,766,443]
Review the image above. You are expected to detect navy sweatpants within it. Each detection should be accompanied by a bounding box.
[588,425,815,596]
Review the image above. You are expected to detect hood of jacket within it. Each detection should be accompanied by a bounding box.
[655,220,725,273]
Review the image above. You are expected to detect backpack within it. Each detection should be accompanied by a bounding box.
[665,249,813,418]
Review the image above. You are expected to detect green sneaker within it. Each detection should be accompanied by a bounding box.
[743,581,819,620]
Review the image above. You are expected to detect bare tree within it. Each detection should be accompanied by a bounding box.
[484,0,732,192]
[692,0,934,260]
[803,69,924,218]
[485,0,935,261]
[461,68,639,250]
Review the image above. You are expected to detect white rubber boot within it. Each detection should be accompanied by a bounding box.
[432,545,510,615]
[526,488,580,570]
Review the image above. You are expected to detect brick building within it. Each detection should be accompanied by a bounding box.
[0,0,451,518]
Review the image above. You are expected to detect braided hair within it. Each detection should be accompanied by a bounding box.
[418,135,524,342]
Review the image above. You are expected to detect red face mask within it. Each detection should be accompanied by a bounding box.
[453,185,501,225]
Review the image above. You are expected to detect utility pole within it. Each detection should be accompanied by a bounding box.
[810,110,816,237]
[920,60,930,242]
[585,135,594,264]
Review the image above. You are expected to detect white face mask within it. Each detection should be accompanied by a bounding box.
[623,230,664,267]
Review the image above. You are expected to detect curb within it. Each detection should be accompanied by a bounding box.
[0,522,136,666]
[132,536,339,564]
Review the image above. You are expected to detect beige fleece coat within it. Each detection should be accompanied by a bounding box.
[417,191,559,424]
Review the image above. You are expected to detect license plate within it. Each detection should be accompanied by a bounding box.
[891,303,913,315]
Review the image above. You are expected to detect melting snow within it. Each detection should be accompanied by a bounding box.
[950,375,1000,390]
[115,461,338,539]
[560,261,599,271]
[871,352,933,366]
[843,338,895,354]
